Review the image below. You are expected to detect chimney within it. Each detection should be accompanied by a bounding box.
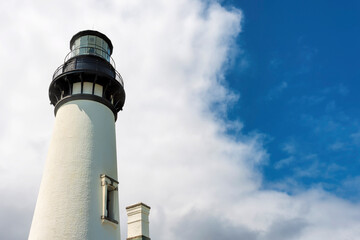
[126,203,151,240]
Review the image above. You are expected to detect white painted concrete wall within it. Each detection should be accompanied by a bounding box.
[29,99,120,240]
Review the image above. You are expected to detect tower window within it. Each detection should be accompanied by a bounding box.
[100,174,119,226]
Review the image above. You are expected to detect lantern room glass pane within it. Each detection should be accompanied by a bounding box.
[89,36,95,44]
[96,37,102,47]
[80,36,88,46]
[70,35,111,63]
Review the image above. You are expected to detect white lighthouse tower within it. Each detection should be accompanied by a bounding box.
[29,30,125,240]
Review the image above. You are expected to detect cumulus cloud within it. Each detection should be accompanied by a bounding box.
[0,1,359,240]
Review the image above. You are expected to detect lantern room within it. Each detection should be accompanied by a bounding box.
[68,30,114,63]
[49,30,125,120]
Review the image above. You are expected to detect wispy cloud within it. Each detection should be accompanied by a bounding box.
[294,161,321,178]
[290,95,326,106]
[321,83,350,96]
[274,156,294,169]
[338,176,360,200]
[282,141,297,155]
[338,83,349,96]
[350,131,360,145]
[266,81,288,100]
[329,141,346,151]
[296,42,318,75]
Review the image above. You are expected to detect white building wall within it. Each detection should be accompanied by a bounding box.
[29,99,120,240]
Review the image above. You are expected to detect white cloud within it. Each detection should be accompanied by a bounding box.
[274,156,294,169]
[329,141,345,151]
[0,0,359,239]
[282,141,297,154]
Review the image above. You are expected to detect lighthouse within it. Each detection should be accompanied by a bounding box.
[29,30,125,239]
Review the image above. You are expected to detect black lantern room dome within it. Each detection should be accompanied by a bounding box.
[49,30,125,120]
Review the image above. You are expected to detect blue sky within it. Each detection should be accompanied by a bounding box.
[221,0,360,200]
[1,1,359,239]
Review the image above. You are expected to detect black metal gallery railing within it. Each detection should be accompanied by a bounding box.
[52,54,124,87]
[65,47,116,68]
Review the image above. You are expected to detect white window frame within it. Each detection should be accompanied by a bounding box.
[100,174,119,226]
